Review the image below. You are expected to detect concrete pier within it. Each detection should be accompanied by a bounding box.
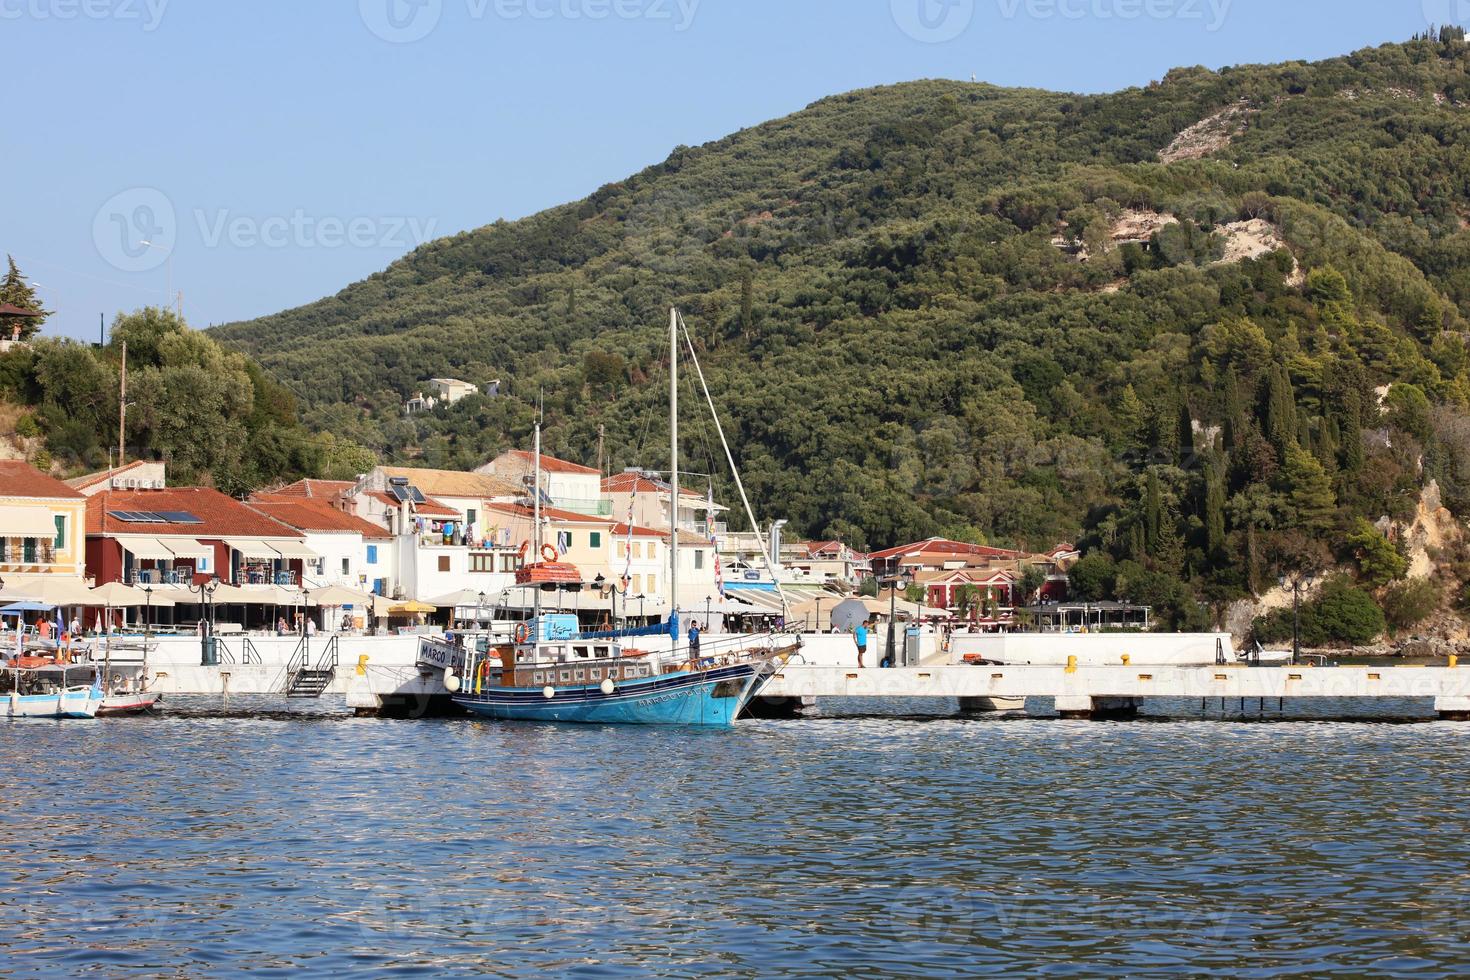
[761,664,1470,717]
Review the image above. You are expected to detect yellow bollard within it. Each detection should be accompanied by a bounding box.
[1451,654,1460,670]
[1066,655,1078,675]
[1121,654,1131,666]
[356,654,369,677]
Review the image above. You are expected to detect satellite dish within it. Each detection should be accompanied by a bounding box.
[830,598,871,632]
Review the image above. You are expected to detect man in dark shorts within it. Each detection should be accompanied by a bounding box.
[855,620,869,668]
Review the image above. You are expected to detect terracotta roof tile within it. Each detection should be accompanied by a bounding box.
[0,461,85,500]
[248,496,394,539]
[87,487,304,539]
[377,466,521,499]
[271,478,355,500]
[500,450,600,476]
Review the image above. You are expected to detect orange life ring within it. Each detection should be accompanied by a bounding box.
[540,544,558,563]
[514,622,530,644]
[517,540,530,561]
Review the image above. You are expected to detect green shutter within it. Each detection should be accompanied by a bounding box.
[591,532,602,548]
[54,515,65,550]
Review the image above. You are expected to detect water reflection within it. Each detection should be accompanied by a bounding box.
[2,715,1469,976]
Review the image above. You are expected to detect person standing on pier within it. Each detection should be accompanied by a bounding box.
[854,620,869,668]
[688,620,702,668]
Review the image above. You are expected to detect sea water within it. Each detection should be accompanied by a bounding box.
[3,700,1469,977]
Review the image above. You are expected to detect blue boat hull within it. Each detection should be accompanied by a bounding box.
[453,663,764,727]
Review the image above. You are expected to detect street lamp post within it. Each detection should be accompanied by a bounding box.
[705,595,712,632]
[477,591,487,637]
[885,575,905,669]
[1292,579,1302,667]
[637,594,646,624]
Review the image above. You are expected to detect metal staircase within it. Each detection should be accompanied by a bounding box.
[285,636,340,699]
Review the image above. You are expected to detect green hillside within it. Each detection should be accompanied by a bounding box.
[213,32,1470,628]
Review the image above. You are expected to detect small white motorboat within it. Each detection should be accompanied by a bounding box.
[3,663,103,719]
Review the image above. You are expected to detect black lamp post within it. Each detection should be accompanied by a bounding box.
[705,595,712,632]
[143,586,153,642]
[884,574,908,668]
[1292,579,1302,667]
[637,593,646,624]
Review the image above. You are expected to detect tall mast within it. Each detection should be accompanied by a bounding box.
[533,417,542,622]
[117,340,127,468]
[669,307,679,629]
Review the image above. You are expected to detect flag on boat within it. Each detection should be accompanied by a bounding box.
[556,530,571,556]
[708,485,724,598]
[620,485,636,590]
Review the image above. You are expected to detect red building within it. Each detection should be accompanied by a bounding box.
[86,488,311,588]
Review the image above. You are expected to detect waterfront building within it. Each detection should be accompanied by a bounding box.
[66,460,168,496]
[85,487,311,590]
[601,470,726,536]
[247,495,395,594]
[0,460,89,583]
[479,450,608,517]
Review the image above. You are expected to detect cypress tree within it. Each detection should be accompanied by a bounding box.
[1205,464,1227,558]
[1177,399,1195,463]
[1144,469,1163,554]
[1221,368,1246,453]
[1282,447,1338,532]
[1264,363,1298,455]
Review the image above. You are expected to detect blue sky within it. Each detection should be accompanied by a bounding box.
[6,0,1441,340]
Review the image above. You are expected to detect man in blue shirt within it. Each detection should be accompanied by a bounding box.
[854,620,869,668]
[688,621,702,667]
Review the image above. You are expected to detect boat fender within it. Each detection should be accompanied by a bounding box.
[600,679,616,695]
[517,540,530,562]
[542,686,556,700]
[444,672,461,693]
[540,544,558,563]
[514,623,530,644]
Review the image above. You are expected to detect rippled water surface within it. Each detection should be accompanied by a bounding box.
[5,702,1470,977]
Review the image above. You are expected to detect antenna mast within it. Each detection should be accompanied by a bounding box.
[669,307,679,632]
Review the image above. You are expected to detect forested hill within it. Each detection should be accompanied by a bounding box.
[218,32,1470,625]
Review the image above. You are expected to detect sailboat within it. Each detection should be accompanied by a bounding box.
[449,309,797,726]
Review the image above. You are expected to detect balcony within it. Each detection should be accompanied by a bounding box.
[552,497,614,518]
[129,568,194,586]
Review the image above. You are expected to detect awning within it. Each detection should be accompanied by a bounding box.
[224,539,281,560]
[268,539,318,560]
[162,539,213,560]
[0,506,57,537]
[114,536,174,561]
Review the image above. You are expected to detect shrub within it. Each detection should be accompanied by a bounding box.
[1381,578,1441,633]
[1253,577,1386,647]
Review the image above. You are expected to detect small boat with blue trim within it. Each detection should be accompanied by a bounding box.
[2,661,104,719]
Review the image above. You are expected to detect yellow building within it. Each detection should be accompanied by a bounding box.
[0,460,88,580]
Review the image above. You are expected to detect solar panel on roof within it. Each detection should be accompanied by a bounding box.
[155,510,204,524]
[108,510,166,523]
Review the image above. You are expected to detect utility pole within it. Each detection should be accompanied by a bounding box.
[117,341,127,469]
[596,424,605,479]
